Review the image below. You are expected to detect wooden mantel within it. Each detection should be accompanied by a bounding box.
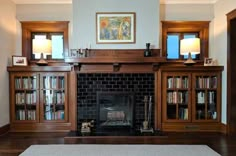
[64,49,166,64]
[64,49,166,71]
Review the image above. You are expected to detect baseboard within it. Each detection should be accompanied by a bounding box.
[221,123,227,134]
[0,124,10,135]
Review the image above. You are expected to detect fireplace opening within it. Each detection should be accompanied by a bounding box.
[97,92,134,132]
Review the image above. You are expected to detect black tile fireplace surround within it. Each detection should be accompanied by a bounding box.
[77,73,155,132]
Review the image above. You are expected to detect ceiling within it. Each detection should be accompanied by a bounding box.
[11,0,218,4]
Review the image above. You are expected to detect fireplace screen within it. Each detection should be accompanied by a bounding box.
[97,92,134,130]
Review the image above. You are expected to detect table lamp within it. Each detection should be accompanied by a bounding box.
[33,38,52,65]
[180,38,200,65]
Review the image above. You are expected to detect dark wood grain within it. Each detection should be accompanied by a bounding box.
[0,132,236,156]
[0,124,10,136]
[227,9,236,134]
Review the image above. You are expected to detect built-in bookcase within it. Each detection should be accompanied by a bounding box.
[160,66,223,132]
[8,66,71,132]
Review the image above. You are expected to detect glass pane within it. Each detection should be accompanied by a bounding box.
[52,35,64,59]
[167,34,179,59]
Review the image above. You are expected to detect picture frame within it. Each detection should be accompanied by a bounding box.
[204,58,213,66]
[96,12,136,44]
[12,56,28,66]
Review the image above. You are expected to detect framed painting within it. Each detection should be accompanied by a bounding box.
[96,12,136,44]
[12,56,28,66]
[204,57,213,66]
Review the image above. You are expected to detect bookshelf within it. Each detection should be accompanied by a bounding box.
[13,74,39,122]
[163,73,191,122]
[8,66,72,132]
[160,66,223,132]
[193,74,220,122]
[41,74,66,121]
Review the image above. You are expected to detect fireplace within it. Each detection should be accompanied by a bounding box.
[97,92,134,131]
[77,73,155,131]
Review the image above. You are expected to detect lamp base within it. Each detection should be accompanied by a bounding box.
[184,53,196,65]
[36,53,48,66]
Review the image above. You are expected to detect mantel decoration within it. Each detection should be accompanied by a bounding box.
[96,12,136,44]
[144,43,152,57]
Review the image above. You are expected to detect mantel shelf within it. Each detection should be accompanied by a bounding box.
[64,57,167,64]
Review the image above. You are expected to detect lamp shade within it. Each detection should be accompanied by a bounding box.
[33,38,52,54]
[180,38,200,55]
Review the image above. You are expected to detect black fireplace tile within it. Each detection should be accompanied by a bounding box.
[77,73,155,130]
[95,73,102,77]
[109,81,116,85]
[102,81,108,85]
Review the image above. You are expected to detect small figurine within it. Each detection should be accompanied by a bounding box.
[81,120,94,133]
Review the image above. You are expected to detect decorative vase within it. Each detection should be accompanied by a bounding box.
[144,43,152,57]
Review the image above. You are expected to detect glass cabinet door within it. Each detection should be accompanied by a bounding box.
[13,74,39,122]
[41,74,66,122]
[163,72,191,122]
[193,74,219,122]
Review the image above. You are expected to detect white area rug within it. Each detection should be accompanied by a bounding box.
[20,144,221,156]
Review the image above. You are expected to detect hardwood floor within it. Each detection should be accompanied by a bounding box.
[0,132,236,156]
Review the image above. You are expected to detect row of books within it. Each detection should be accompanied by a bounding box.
[15,77,37,89]
[43,76,65,89]
[179,108,188,120]
[167,77,189,89]
[15,92,37,105]
[167,91,188,104]
[44,92,65,104]
[16,110,36,120]
[44,110,65,120]
[196,91,216,104]
[196,77,217,89]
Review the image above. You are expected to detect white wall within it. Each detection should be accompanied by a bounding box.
[72,0,160,49]
[16,4,72,21]
[212,0,236,124]
[160,4,214,21]
[0,0,16,127]
[15,4,73,54]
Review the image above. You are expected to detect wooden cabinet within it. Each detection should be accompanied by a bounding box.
[7,66,73,132]
[160,66,223,132]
